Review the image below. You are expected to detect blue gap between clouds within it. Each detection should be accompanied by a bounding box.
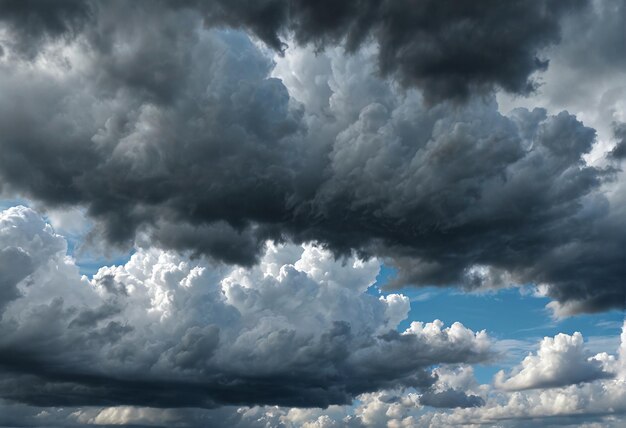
[369,265,625,384]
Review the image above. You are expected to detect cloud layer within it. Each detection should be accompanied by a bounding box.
[0,2,623,315]
[199,0,588,101]
[0,206,491,410]
[1,322,624,427]
[0,0,588,101]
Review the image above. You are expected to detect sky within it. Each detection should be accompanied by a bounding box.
[0,1,624,427]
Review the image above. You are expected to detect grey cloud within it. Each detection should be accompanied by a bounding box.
[609,122,626,160]
[552,0,626,74]
[304,100,621,313]
[0,206,491,410]
[419,388,485,409]
[196,0,587,102]
[496,0,626,148]
[0,205,68,314]
[0,1,587,102]
[1,324,626,427]
[95,274,128,296]
[0,1,624,426]
[0,4,622,315]
[68,302,122,328]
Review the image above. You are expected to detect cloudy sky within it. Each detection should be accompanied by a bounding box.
[0,1,624,427]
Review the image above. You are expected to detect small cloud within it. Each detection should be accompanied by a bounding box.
[411,291,436,302]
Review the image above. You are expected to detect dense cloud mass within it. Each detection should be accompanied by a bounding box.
[0,0,623,315]
[199,0,589,101]
[0,0,587,101]
[0,0,91,58]
[1,322,624,427]
[0,2,624,426]
[495,0,626,168]
[0,206,491,409]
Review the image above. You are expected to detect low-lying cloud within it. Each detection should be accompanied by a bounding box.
[0,206,491,409]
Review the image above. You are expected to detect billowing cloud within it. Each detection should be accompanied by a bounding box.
[0,206,491,409]
[497,0,626,154]
[198,0,588,101]
[418,388,484,409]
[420,324,626,427]
[0,0,587,102]
[0,0,92,58]
[495,331,613,391]
[0,5,622,315]
[1,323,624,427]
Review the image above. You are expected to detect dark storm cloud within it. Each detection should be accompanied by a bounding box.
[0,0,92,58]
[148,221,270,266]
[0,0,623,316]
[291,103,623,315]
[0,339,416,409]
[0,313,469,409]
[197,0,587,101]
[0,247,31,313]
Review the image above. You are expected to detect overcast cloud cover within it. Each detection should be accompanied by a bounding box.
[0,0,624,426]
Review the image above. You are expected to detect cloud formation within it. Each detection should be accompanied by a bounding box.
[0,0,587,101]
[421,325,626,427]
[0,4,622,315]
[0,0,91,58]
[495,331,613,391]
[3,325,624,427]
[199,0,588,101]
[0,206,491,410]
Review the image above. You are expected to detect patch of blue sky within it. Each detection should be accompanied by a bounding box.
[0,197,30,211]
[1,198,133,277]
[75,254,134,277]
[370,264,624,384]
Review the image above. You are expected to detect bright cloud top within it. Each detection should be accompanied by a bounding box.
[495,331,614,391]
[0,205,491,410]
